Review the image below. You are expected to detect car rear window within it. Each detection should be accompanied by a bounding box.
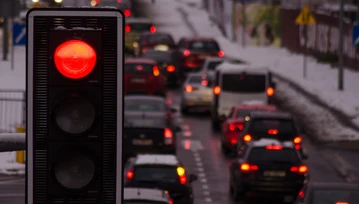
[221,74,266,93]
[124,201,168,204]
[133,166,179,183]
[188,75,202,84]
[124,117,166,128]
[141,51,173,63]
[128,23,152,32]
[188,41,220,52]
[236,109,273,118]
[248,119,297,135]
[248,147,301,164]
[311,189,359,204]
[125,99,165,112]
[147,35,174,44]
[207,61,223,71]
[125,63,154,74]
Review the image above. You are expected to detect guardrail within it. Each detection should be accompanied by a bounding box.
[0,90,25,133]
[0,133,25,152]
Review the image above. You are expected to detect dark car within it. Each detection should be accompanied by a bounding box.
[229,139,309,203]
[124,154,198,204]
[124,96,180,159]
[294,182,359,204]
[176,37,224,72]
[136,32,177,56]
[238,111,304,153]
[141,49,182,86]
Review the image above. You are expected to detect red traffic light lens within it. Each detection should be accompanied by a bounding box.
[54,40,97,79]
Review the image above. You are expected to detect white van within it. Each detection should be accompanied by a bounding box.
[211,62,276,129]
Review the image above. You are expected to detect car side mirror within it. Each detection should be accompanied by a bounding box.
[188,174,198,183]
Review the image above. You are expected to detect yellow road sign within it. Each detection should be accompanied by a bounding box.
[295,6,316,25]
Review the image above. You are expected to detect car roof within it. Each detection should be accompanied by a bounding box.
[248,111,293,120]
[216,62,269,74]
[234,103,277,110]
[124,188,170,202]
[249,138,295,149]
[182,37,217,41]
[125,95,165,102]
[134,154,179,166]
[126,18,152,23]
[125,58,157,64]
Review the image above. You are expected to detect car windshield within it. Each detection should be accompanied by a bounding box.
[133,166,179,183]
[311,189,359,204]
[141,51,173,63]
[188,41,219,52]
[147,34,174,44]
[221,73,267,93]
[124,201,168,204]
[128,23,152,32]
[248,119,297,135]
[206,61,223,71]
[248,147,301,164]
[125,63,154,74]
[125,99,165,112]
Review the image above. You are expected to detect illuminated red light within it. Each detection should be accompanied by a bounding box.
[183,49,190,56]
[218,50,224,57]
[126,171,134,179]
[125,25,131,32]
[266,145,282,150]
[268,129,278,135]
[167,65,175,72]
[240,163,258,172]
[243,134,252,142]
[150,25,156,33]
[336,202,348,204]
[293,136,302,144]
[124,9,131,17]
[267,87,274,96]
[54,40,96,79]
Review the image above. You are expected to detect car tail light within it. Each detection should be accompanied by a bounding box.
[125,25,131,32]
[126,168,134,182]
[201,80,208,86]
[153,66,160,76]
[169,199,174,204]
[218,50,224,57]
[183,49,190,56]
[124,9,131,17]
[267,87,274,96]
[213,86,221,95]
[150,25,156,33]
[293,136,302,144]
[266,145,282,150]
[243,134,252,142]
[240,163,258,172]
[185,85,198,92]
[142,48,147,53]
[290,165,308,174]
[177,167,187,184]
[229,123,244,131]
[268,129,278,135]
[230,138,237,144]
[336,202,348,204]
[164,128,173,145]
[167,65,175,72]
[298,189,304,198]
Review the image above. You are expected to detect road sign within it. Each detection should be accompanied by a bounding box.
[295,6,316,25]
[352,25,359,47]
[13,23,26,46]
[26,7,124,204]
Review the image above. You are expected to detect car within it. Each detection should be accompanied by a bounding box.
[125,58,166,96]
[125,18,156,55]
[294,182,359,204]
[124,187,173,204]
[96,0,131,17]
[136,32,177,56]
[140,49,182,86]
[229,138,309,203]
[199,57,244,74]
[176,37,224,72]
[211,62,276,130]
[124,154,198,204]
[180,73,214,114]
[220,103,278,154]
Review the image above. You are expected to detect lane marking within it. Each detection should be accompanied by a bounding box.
[183,124,190,130]
[197,167,204,172]
[196,162,203,167]
[205,197,212,202]
[200,178,207,183]
[203,191,210,196]
[198,172,206,177]
[194,157,201,162]
[202,184,209,189]
[183,131,192,137]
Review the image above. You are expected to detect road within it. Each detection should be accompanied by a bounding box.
[0,177,25,204]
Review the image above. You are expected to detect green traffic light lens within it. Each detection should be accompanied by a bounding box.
[54,96,96,135]
[53,152,96,190]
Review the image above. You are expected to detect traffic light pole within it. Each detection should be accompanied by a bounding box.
[2,17,9,60]
[338,0,344,91]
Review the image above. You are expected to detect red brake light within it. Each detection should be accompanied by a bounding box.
[126,170,134,179]
[153,66,160,76]
[213,86,221,95]
[167,65,175,72]
[240,163,258,172]
[164,128,172,138]
[218,50,224,57]
[298,190,304,198]
[266,145,282,150]
[125,25,131,32]
[169,199,174,204]
[124,9,131,17]
[54,40,97,79]
[177,167,187,184]
[201,80,208,86]
[150,25,156,33]
[183,49,190,56]
[336,202,348,204]
[268,129,278,135]
[229,123,243,131]
[185,85,193,92]
[293,136,302,144]
[290,165,308,174]
[243,134,252,142]
[267,87,274,96]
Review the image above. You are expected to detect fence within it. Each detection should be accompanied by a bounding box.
[0,90,25,133]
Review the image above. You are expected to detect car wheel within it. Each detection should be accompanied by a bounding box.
[221,143,229,155]
[211,120,220,130]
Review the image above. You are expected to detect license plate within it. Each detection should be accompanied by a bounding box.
[263,171,286,177]
[154,44,169,51]
[132,139,153,145]
[200,97,211,102]
[131,78,146,83]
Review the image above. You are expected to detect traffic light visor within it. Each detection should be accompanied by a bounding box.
[54,96,96,135]
[54,40,97,79]
[53,152,96,189]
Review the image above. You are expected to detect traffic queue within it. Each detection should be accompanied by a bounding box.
[121,11,359,204]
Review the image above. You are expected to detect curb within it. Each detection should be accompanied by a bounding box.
[322,151,359,183]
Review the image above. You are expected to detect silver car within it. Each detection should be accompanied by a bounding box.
[180,73,213,114]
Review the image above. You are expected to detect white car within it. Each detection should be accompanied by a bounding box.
[199,56,245,74]
[124,187,172,204]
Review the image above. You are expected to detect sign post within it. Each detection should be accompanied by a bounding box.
[295,6,316,79]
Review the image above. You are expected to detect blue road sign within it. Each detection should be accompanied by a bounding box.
[352,25,359,48]
[13,23,26,46]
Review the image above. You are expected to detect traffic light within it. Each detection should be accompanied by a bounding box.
[26,8,124,204]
